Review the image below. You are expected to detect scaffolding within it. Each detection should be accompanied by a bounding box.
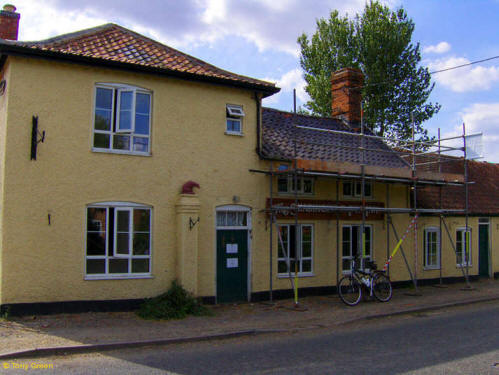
[251,103,482,303]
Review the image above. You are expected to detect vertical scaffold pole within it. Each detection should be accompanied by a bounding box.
[360,101,366,270]
[269,161,273,302]
[411,113,419,292]
[462,123,472,290]
[293,89,299,305]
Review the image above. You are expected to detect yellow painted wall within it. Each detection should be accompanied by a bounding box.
[0,60,12,302]
[0,56,270,304]
[490,217,499,275]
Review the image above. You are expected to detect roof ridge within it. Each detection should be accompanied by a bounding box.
[262,106,340,122]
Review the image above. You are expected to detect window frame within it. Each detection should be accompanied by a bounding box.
[277,176,314,195]
[277,224,314,277]
[92,83,152,156]
[423,227,440,270]
[225,104,245,135]
[85,202,153,280]
[342,180,373,199]
[342,224,373,273]
[456,227,472,267]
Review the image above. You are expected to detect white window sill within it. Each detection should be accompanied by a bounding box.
[456,264,472,268]
[342,196,374,200]
[423,266,440,271]
[92,148,151,157]
[85,274,153,280]
[277,192,314,196]
[224,131,244,136]
[277,273,315,278]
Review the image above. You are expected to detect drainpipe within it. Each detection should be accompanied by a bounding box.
[254,92,262,157]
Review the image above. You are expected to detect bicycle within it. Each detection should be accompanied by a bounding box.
[338,259,392,306]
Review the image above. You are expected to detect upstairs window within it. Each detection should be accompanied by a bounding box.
[226,104,244,135]
[93,84,152,155]
[277,176,314,195]
[343,180,372,198]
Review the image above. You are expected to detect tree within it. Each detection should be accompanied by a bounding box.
[298,1,440,142]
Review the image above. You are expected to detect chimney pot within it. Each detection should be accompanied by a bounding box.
[331,67,364,123]
[0,3,19,40]
[3,4,15,12]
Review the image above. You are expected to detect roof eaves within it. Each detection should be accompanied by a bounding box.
[0,43,280,96]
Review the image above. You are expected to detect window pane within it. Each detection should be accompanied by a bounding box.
[303,179,313,193]
[135,93,150,114]
[343,259,351,271]
[134,209,150,231]
[302,260,312,273]
[343,182,352,196]
[132,259,149,273]
[113,135,130,150]
[133,137,149,152]
[226,119,241,132]
[120,91,133,109]
[109,258,129,273]
[87,259,105,274]
[302,226,312,242]
[277,177,288,192]
[116,233,130,255]
[96,88,113,109]
[216,212,226,227]
[278,260,288,273]
[364,183,372,197]
[87,233,106,256]
[95,109,112,131]
[94,133,110,149]
[135,114,150,135]
[355,182,362,196]
[227,212,237,226]
[119,110,132,131]
[133,233,150,255]
[88,208,106,231]
[117,211,130,231]
[302,242,311,257]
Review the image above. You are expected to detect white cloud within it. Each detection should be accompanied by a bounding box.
[423,41,451,54]
[442,103,499,162]
[262,68,309,106]
[14,0,385,56]
[428,57,499,92]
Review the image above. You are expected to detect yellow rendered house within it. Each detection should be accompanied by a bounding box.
[0,6,496,314]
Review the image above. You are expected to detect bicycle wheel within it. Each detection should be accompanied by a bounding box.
[372,273,392,302]
[338,276,362,306]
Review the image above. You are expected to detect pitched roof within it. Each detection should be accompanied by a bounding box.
[0,23,279,95]
[417,161,499,215]
[261,107,409,169]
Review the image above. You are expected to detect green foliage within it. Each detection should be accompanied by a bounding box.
[0,306,11,320]
[137,280,212,320]
[298,1,440,142]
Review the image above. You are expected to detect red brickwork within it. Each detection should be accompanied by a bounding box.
[331,68,364,123]
[0,8,20,40]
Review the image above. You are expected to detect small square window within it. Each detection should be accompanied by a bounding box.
[226,104,244,135]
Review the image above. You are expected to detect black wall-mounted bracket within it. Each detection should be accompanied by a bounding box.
[189,217,200,230]
[30,115,45,160]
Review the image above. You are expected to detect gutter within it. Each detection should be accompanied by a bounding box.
[0,44,280,97]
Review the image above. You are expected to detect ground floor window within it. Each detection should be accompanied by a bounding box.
[456,228,472,266]
[86,202,151,278]
[424,227,440,269]
[277,224,313,275]
[342,225,372,272]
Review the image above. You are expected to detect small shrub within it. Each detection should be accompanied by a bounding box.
[137,280,211,320]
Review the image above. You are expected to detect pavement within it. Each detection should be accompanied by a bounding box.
[1,278,498,360]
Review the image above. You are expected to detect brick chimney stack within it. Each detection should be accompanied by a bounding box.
[331,67,364,123]
[0,4,19,40]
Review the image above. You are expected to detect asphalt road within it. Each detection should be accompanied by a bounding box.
[2,301,499,375]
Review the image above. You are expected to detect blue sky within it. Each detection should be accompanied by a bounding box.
[13,0,499,161]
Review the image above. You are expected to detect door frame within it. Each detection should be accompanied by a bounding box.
[478,217,491,278]
[215,205,252,302]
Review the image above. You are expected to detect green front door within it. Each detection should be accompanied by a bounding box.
[216,230,248,303]
[479,224,489,277]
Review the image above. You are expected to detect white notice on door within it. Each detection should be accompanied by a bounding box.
[226,243,238,254]
[227,258,238,268]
